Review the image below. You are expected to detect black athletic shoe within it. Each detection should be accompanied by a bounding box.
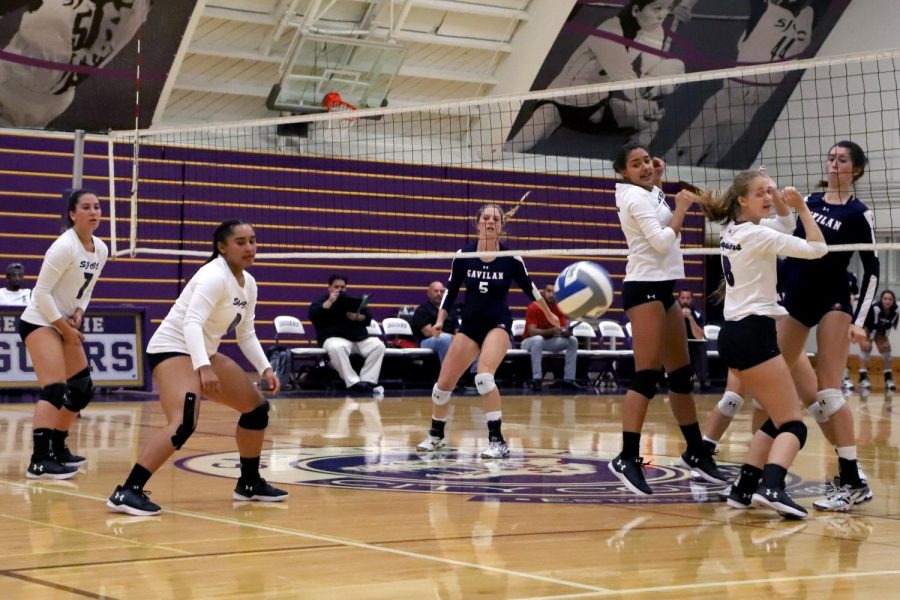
[680,450,728,484]
[54,445,86,467]
[726,483,753,509]
[608,454,653,496]
[107,485,161,516]
[751,483,808,519]
[232,478,289,502]
[26,456,78,480]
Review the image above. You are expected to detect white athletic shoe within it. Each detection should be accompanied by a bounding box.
[416,435,447,452]
[814,483,872,512]
[480,441,510,459]
[841,377,855,391]
[860,374,872,389]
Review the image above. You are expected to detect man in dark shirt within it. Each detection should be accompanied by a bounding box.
[309,274,385,394]
[411,281,459,363]
[678,290,711,391]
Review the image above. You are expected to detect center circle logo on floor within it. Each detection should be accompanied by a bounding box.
[176,447,825,504]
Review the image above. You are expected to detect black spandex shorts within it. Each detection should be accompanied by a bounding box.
[622,280,676,312]
[780,284,852,328]
[458,319,512,347]
[718,315,780,371]
[18,319,44,343]
[147,351,190,372]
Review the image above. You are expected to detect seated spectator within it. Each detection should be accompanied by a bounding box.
[309,274,385,395]
[678,289,711,391]
[411,281,460,362]
[0,262,32,305]
[522,284,580,391]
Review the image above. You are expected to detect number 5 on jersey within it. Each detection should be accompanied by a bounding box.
[479,281,488,293]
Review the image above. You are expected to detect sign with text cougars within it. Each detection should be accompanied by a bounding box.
[0,308,148,389]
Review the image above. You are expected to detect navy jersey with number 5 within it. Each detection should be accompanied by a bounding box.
[440,243,541,327]
[780,193,879,327]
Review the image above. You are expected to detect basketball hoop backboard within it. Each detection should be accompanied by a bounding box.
[267,33,407,114]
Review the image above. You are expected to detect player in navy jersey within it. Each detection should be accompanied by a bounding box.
[416,204,559,459]
[777,140,876,511]
[858,289,898,391]
[607,142,725,496]
[696,170,827,518]
[107,221,286,516]
[19,189,108,480]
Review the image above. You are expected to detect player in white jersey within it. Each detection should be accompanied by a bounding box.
[607,142,725,496]
[505,0,685,153]
[696,170,827,518]
[666,0,814,166]
[107,221,287,516]
[18,190,108,480]
[1,262,32,305]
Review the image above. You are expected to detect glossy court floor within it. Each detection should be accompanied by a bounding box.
[1,388,898,599]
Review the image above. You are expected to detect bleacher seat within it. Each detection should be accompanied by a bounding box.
[381,317,434,358]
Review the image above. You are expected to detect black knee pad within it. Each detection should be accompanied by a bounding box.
[171,393,198,450]
[630,369,662,400]
[779,420,807,449]
[238,400,270,431]
[64,367,94,412]
[759,418,779,439]
[39,383,68,409]
[667,365,694,394]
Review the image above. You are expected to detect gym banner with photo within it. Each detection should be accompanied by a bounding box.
[0,0,198,131]
[0,307,149,389]
[507,0,852,168]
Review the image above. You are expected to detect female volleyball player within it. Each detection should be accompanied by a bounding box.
[416,204,558,459]
[505,0,685,153]
[107,220,286,516]
[777,141,877,511]
[858,289,898,391]
[697,171,827,518]
[20,189,107,480]
[607,141,724,496]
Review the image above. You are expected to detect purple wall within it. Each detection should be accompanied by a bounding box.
[1,131,705,367]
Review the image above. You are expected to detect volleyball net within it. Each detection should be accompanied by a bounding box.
[106,48,900,261]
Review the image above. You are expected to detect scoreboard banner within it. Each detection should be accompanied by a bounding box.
[0,307,149,390]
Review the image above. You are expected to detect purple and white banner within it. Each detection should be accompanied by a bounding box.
[507,0,852,169]
[0,0,197,131]
[0,308,148,389]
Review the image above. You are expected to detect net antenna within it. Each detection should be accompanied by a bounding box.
[314,92,358,143]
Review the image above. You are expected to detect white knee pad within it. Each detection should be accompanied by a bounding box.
[432,385,452,406]
[474,373,496,396]
[717,391,744,418]
[808,388,845,423]
[752,398,764,411]
[859,348,871,361]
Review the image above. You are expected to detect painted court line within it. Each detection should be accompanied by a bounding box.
[0,479,610,594]
[516,568,900,599]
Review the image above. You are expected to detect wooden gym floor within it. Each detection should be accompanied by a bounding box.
[0,389,898,599]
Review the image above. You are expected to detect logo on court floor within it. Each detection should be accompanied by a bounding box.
[176,447,827,505]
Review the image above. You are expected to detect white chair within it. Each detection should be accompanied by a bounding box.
[511,319,526,339]
[571,321,597,339]
[703,324,721,341]
[624,321,633,339]
[366,320,383,337]
[273,315,327,389]
[381,317,434,358]
[571,321,597,350]
[597,320,626,351]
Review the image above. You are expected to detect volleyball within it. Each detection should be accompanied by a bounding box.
[554,261,614,320]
